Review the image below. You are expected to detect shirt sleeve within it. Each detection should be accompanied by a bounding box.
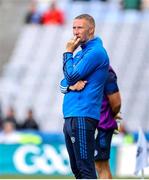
[63,47,108,85]
[59,78,69,94]
[104,68,119,95]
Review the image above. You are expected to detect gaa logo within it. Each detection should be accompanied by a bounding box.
[13,144,71,175]
[94,149,98,157]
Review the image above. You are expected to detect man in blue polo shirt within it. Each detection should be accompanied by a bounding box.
[61,14,109,179]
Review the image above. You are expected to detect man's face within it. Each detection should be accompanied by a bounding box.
[73,18,94,44]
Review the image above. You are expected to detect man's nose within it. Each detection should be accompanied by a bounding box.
[74,29,79,36]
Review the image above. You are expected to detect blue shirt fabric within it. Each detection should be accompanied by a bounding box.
[62,37,109,121]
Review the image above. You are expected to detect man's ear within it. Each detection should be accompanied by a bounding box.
[89,27,94,35]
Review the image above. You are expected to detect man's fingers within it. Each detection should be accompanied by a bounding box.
[115,115,122,120]
[70,80,87,91]
[115,112,122,119]
[77,81,87,89]
[78,81,85,86]
[74,38,81,46]
[78,80,87,84]
[73,36,77,40]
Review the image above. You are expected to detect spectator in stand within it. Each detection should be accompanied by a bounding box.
[72,0,91,1]
[0,104,3,131]
[25,0,42,24]
[41,0,65,25]
[0,118,2,131]
[22,109,39,130]
[2,120,16,134]
[120,0,142,10]
[0,120,18,143]
[4,107,19,130]
[142,0,149,10]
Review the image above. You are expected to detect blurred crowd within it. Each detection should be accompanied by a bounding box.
[24,0,149,26]
[25,0,65,25]
[0,106,39,134]
[0,103,135,145]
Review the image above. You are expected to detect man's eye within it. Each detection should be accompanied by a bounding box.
[73,27,83,29]
[78,27,84,29]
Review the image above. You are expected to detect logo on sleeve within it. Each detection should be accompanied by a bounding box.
[71,137,75,143]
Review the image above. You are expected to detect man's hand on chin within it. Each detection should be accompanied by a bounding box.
[66,36,81,53]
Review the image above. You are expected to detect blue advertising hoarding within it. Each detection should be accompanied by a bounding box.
[0,132,117,176]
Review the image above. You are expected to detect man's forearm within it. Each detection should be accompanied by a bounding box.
[112,104,121,117]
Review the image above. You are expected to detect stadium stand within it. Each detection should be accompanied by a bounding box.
[0,0,30,74]
[0,0,149,132]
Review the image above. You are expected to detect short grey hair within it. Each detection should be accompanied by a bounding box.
[74,14,95,28]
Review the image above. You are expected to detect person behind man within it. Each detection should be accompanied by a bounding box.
[22,109,39,130]
[60,14,109,179]
[94,66,121,179]
[60,66,121,178]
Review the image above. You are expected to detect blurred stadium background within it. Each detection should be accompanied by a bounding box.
[0,0,149,178]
